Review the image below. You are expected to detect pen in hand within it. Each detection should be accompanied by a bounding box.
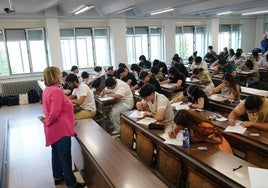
[233,165,243,171]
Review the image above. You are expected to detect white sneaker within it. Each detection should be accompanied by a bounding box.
[111,130,120,135]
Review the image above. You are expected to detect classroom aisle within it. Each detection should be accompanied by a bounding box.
[0,103,84,188]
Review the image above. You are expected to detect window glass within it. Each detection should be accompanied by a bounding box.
[219,24,241,53]
[149,27,163,60]
[0,30,9,76]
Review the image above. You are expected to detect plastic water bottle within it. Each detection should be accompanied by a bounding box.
[183,128,190,148]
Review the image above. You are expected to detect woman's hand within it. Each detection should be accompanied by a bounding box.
[136,102,144,111]
[168,130,177,138]
[38,116,46,123]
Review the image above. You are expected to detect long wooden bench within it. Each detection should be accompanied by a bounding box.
[0,117,9,188]
[72,118,167,188]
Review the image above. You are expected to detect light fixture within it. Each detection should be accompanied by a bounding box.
[73,5,94,15]
[242,10,268,16]
[112,7,134,15]
[150,8,174,16]
[217,11,232,16]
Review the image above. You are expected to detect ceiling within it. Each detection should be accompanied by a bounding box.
[1,0,268,19]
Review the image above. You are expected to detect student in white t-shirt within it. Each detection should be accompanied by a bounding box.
[100,77,134,134]
[136,83,174,123]
[66,73,96,120]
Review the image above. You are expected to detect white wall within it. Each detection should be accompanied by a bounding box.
[241,18,257,53]
[162,19,176,65]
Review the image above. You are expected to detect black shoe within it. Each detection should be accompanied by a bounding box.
[54,176,64,185]
[74,182,86,188]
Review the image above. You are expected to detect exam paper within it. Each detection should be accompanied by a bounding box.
[224,120,247,134]
[137,117,156,125]
[248,167,268,188]
[163,131,183,146]
[161,83,177,89]
[98,96,114,101]
[129,110,145,118]
[171,102,190,110]
[208,94,226,102]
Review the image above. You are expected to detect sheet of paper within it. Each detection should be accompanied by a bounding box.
[163,131,183,146]
[129,110,144,118]
[186,77,199,83]
[216,117,228,121]
[98,96,114,101]
[161,83,177,89]
[137,117,156,126]
[208,94,226,102]
[134,90,139,96]
[248,167,268,188]
[224,120,247,134]
[171,102,189,110]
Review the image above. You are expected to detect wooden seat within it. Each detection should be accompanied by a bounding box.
[187,169,219,188]
[136,131,154,165]
[157,146,181,186]
[120,122,134,149]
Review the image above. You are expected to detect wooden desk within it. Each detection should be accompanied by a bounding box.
[211,77,222,87]
[238,71,255,86]
[94,95,117,115]
[259,68,268,82]
[241,86,268,98]
[72,119,167,188]
[197,110,268,168]
[208,96,238,115]
[0,117,9,188]
[160,83,183,99]
[121,111,254,188]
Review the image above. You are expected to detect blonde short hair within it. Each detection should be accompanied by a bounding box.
[43,66,61,86]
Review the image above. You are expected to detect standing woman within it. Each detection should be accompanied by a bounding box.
[39,66,85,188]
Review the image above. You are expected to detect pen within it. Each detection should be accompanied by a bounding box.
[233,165,243,171]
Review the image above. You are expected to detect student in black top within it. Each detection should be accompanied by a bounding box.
[138,71,164,94]
[138,55,151,69]
[130,63,142,80]
[152,59,168,76]
[117,67,138,89]
[106,66,116,78]
[173,62,188,78]
[61,71,72,95]
[171,85,210,110]
[160,67,186,89]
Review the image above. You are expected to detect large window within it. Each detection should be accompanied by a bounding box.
[219,25,241,53]
[60,27,110,70]
[175,26,206,59]
[126,26,163,64]
[0,28,48,76]
[0,30,9,76]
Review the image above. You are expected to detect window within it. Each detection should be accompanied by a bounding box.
[60,27,111,70]
[27,29,47,72]
[0,30,9,76]
[126,26,163,64]
[175,26,206,59]
[219,25,241,53]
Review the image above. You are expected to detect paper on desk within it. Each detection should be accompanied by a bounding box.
[224,120,247,134]
[186,77,199,83]
[129,110,145,118]
[98,96,114,101]
[208,94,226,102]
[163,131,183,146]
[171,102,190,110]
[216,117,228,121]
[161,83,177,89]
[248,167,268,188]
[137,117,156,125]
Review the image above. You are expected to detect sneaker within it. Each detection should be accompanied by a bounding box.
[111,130,120,135]
[54,176,64,185]
[73,182,86,188]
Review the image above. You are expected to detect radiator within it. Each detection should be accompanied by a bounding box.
[0,80,39,97]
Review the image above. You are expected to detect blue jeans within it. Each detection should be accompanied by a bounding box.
[51,136,77,187]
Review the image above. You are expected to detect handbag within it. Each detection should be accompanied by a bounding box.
[19,93,29,105]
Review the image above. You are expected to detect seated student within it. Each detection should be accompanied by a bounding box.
[171,85,210,110]
[172,53,183,64]
[190,68,215,93]
[92,66,105,77]
[100,77,134,134]
[213,57,238,80]
[173,61,188,78]
[138,55,151,69]
[249,50,261,63]
[66,74,96,120]
[71,65,81,80]
[207,73,241,100]
[258,53,268,69]
[81,71,91,86]
[117,63,129,78]
[151,66,166,82]
[153,59,168,76]
[228,95,268,131]
[232,51,245,66]
[188,51,198,64]
[138,71,164,94]
[189,56,208,71]
[160,67,186,90]
[227,48,235,61]
[237,59,259,86]
[106,66,116,78]
[136,83,174,123]
[130,63,143,80]
[117,67,138,89]
[61,71,72,95]
[204,46,217,65]
[168,109,233,154]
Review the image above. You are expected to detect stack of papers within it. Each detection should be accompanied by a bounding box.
[224,120,247,134]
[171,102,190,110]
[137,117,156,126]
[129,110,144,118]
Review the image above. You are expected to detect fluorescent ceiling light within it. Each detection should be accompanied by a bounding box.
[150,8,174,16]
[113,7,134,14]
[74,5,94,15]
[217,11,232,16]
[242,10,268,16]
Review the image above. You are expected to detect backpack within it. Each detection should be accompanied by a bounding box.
[6,95,19,106]
[27,89,40,103]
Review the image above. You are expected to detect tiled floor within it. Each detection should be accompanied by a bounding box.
[0,103,86,188]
